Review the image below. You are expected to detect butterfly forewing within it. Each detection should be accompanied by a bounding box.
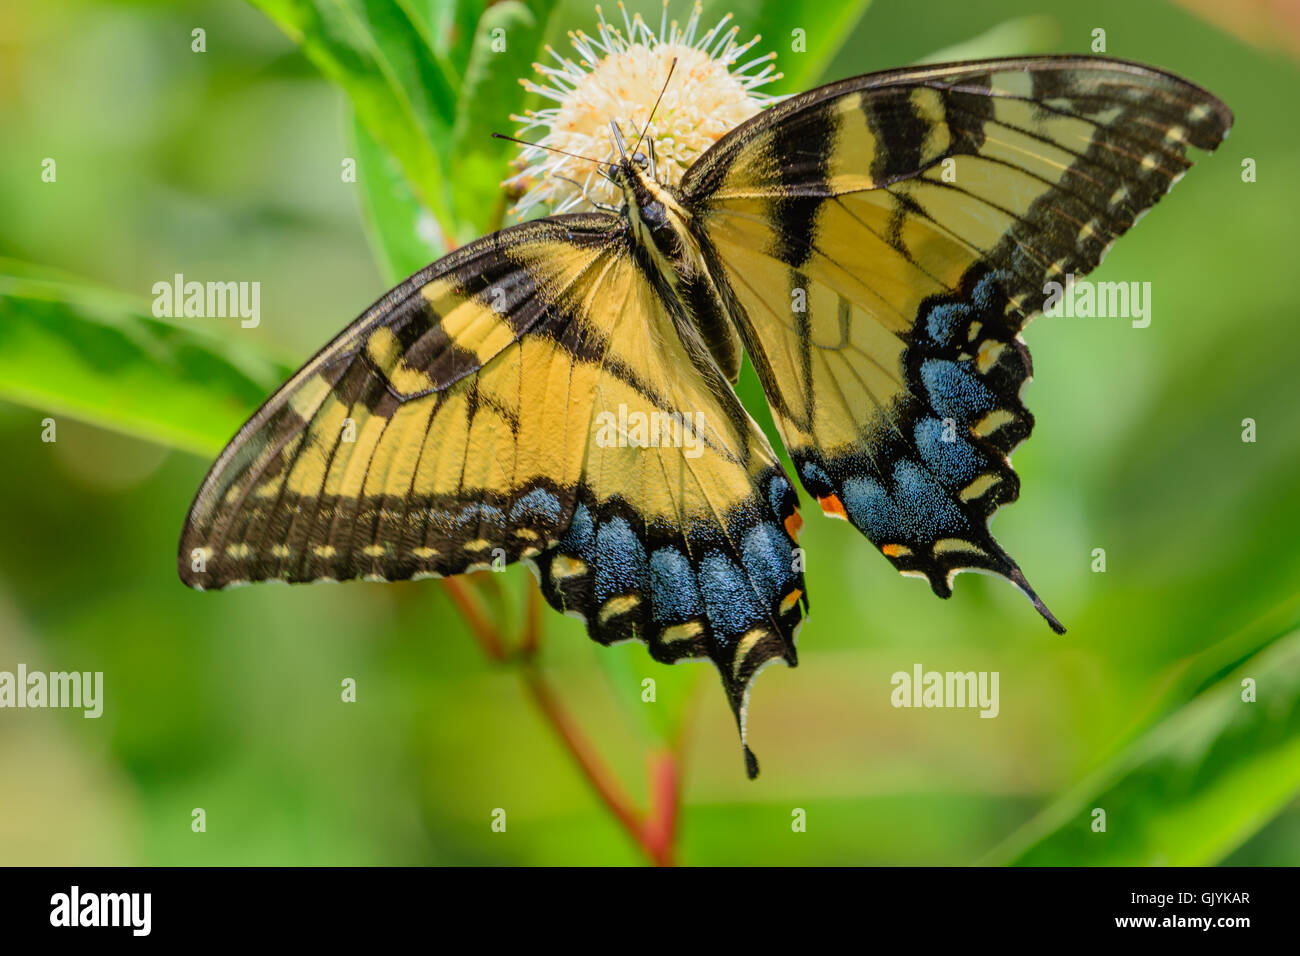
[179,215,624,588]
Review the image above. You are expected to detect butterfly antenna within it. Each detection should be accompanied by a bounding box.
[632,57,678,157]
[608,120,629,161]
[491,132,613,168]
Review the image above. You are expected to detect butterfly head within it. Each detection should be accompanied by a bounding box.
[608,134,696,273]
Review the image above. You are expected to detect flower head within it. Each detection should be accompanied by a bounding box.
[505,2,781,218]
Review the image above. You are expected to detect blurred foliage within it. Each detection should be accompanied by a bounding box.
[0,0,1297,866]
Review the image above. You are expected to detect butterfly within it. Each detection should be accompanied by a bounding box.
[180,56,1231,777]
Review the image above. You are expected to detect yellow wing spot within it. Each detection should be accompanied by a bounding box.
[366,326,435,395]
[270,544,291,559]
[975,340,1006,374]
[1189,103,1211,122]
[362,544,388,558]
[285,398,351,497]
[881,543,911,558]
[550,554,587,579]
[661,621,703,644]
[288,373,334,421]
[462,538,493,552]
[1140,153,1158,172]
[598,594,641,624]
[311,544,338,559]
[934,538,986,557]
[959,473,1000,503]
[411,547,439,560]
[225,543,252,559]
[732,628,769,678]
[966,321,982,343]
[513,527,540,541]
[437,294,518,365]
[972,409,1018,438]
[1109,186,1128,207]
[520,545,542,559]
[779,588,803,615]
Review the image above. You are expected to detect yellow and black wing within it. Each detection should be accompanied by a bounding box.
[685,56,1232,624]
[179,212,806,775]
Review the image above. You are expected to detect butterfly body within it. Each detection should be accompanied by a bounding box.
[611,154,747,388]
[180,56,1231,776]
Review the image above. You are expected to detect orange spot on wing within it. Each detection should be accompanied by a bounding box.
[818,494,848,520]
[783,509,804,540]
[882,544,904,558]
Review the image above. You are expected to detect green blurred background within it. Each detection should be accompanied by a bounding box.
[1,0,1298,865]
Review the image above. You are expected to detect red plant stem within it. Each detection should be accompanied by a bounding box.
[520,664,646,847]
[642,749,679,867]
[447,575,684,865]
[518,580,542,657]
[441,578,505,662]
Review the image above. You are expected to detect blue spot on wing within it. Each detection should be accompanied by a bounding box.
[971,270,1007,312]
[741,523,794,603]
[559,503,594,558]
[839,475,891,539]
[698,552,766,641]
[594,515,646,602]
[841,461,968,542]
[800,461,834,497]
[914,417,981,487]
[510,487,562,524]
[920,359,997,423]
[891,461,969,537]
[924,302,972,347]
[649,547,704,622]
[442,503,504,533]
[766,474,793,520]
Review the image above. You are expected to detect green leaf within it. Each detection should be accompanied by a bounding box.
[448,0,559,238]
[988,603,1300,866]
[350,111,447,283]
[740,0,874,90]
[0,260,293,457]
[249,0,462,234]
[411,0,484,79]
[914,16,1060,65]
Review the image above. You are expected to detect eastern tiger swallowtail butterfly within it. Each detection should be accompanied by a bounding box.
[179,56,1231,777]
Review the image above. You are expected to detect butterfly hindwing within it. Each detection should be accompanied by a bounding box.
[521,244,806,776]
[686,56,1231,622]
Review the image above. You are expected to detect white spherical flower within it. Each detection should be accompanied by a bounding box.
[505,2,782,218]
